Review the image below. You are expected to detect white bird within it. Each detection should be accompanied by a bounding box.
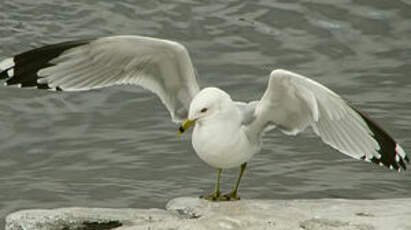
[0,35,408,201]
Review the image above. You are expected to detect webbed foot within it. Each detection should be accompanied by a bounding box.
[199,191,221,201]
[220,191,240,201]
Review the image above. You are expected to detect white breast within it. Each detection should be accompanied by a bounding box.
[192,122,260,169]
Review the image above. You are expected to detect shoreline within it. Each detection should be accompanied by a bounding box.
[6,197,411,230]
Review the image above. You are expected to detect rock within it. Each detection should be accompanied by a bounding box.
[5,207,179,230]
[6,198,411,230]
[166,197,411,230]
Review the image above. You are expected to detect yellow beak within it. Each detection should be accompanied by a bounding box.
[178,118,196,135]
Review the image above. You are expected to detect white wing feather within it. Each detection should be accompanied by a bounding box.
[1,36,200,122]
[250,69,408,169]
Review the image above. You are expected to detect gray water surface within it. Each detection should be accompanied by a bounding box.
[1,0,411,226]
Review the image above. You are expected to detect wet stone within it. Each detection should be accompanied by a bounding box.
[6,197,411,230]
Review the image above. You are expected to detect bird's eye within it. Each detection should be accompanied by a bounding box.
[200,108,208,113]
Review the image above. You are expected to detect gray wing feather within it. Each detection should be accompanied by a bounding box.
[1,36,200,122]
[247,69,408,170]
[235,101,258,125]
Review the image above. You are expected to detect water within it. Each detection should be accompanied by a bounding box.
[1,0,411,226]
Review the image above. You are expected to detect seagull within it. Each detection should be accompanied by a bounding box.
[0,35,408,201]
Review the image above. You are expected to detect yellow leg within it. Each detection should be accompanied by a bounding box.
[200,168,222,201]
[221,162,247,201]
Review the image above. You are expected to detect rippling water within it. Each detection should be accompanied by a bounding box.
[1,0,411,226]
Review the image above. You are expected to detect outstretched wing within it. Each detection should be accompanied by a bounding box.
[249,69,408,171]
[0,35,200,122]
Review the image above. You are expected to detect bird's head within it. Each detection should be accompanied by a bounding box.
[178,87,232,134]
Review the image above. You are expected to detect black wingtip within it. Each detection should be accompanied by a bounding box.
[1,39,91,90]
[398,158,407,171]
[0,70,8,80]
[354,107,409,171]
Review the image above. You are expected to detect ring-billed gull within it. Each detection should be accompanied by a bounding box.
[0,35,408,201]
